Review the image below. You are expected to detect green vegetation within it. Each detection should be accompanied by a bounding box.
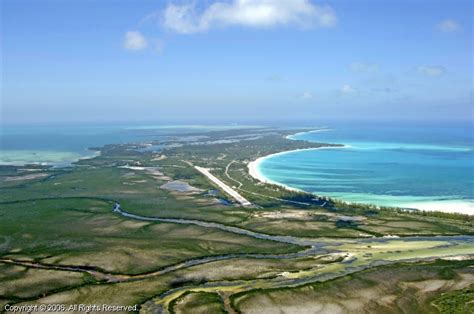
[169,291,225,314]
[433,286,474,314]
[0,198,299,274]
[1,127,473,312]
[231,260,474,313]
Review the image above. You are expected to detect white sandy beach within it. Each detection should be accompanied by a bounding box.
[248,146,348,193]
[404,200,474,215]
[285,128,332,140]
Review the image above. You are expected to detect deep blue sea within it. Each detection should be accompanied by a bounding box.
[256,124,474,214]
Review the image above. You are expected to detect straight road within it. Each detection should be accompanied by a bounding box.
[195,166,252,207]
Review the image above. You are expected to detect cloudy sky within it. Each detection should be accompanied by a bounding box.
[2,0,472,124]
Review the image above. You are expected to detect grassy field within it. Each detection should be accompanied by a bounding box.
[232,260,474,313]
[1,127,473,312]
[169,291,225,314]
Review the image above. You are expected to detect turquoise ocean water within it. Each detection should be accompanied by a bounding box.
[256,124,474,214]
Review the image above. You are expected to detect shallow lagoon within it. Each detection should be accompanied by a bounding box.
[0,124,260,166]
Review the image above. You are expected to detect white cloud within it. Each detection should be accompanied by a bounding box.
[437,19,461,32]
[350,62,379,73]
[340,84,356,94]
[417,66,446,77]
[123,31,148,51]
[300,91,313,99]
[163,0,337,34]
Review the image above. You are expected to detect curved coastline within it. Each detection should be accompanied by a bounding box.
[248,145,349,193]
[285,128,332,140]
[76,149,101,163]
[248,130,474,215]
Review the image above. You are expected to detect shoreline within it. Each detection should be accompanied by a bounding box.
[285,128,332,140]
[248,146,349,193]
[247,130,473,216]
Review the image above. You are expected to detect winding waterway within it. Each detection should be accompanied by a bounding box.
[111,203,474,313]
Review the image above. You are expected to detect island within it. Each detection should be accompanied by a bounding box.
[1,127,472,313]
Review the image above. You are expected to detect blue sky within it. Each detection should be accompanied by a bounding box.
[1,0,472,124]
